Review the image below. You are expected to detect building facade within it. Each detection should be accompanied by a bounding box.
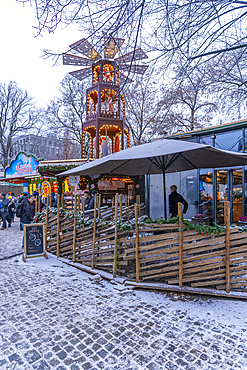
[148,119,247,224]
[11,134,80,161]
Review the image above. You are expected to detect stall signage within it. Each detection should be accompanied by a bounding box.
[23,224,48,262]
[69,175,80,187]
[5,153,39,179]
[41,181,51,197]
[98,180,125,191]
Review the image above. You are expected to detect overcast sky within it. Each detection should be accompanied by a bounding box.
[0,0,84,106]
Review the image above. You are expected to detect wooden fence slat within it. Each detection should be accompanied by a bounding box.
[91,196,97,269]
[135,203,140,283]
[113,194,118,278]
[225,201,231,293]
[178,202,183,288]
[57,195,60,258]
[73,196,77,263]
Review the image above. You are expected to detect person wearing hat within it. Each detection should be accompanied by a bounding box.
[0,193,11,229]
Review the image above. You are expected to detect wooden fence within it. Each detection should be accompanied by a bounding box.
[42,199,247,293]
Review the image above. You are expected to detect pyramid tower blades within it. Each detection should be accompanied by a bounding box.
[119,64,149,75]
[115,48,148,64]
[63,53,92,66]
[69,38,101,60]
[69,67,92,80]
[119,72,133,84]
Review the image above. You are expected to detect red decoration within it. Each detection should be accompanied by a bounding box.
[57,166,59,169]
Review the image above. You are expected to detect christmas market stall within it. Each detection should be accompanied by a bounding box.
[2,152,40,195]
[37,159,91,198]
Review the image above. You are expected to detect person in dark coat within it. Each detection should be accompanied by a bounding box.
[88,190,97,210]
[17,192,28,230]
[6,196,15,226]
[0,193,10,229]
[83,189,91,210]
[169,185,188,218]
[20,195,35,247]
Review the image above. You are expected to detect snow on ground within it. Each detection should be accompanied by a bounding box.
[0,220,247,369]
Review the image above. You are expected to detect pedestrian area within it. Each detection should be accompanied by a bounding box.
[1,222,247,369]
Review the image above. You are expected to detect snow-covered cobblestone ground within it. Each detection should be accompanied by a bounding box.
[1,220,247,369]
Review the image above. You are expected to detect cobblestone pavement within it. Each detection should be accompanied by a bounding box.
[1,221,247,369]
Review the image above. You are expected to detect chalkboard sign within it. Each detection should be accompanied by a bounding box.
[23,223,48,262]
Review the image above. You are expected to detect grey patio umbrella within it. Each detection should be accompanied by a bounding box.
[58,138,247,217]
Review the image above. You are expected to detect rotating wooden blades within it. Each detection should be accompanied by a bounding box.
[63,53,91,66]
[69,38,101,60]
[69,67,91,80]
[115,48,148,64]
[119,72,133,84]
[104,37,125,59]
[119,64,149,75]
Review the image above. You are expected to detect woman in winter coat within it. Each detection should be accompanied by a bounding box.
[6,196,15,226]
[20,195,35,247]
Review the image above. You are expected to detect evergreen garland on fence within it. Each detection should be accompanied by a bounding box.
[33,207,239,235]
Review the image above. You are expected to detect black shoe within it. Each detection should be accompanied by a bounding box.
[8,224,11,228]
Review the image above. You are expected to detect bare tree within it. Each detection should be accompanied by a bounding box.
[163,65,219,133]
[46,74,87,157]
[0,81,37,168]
[124,71,171,144]
[17,1,247,61]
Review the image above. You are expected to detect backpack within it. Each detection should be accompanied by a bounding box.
[16,200,24,218]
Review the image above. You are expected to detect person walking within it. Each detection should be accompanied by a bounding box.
[17,192,28,230]
[6,196,16,227]
[20,195,35,247]
[169,185,188,218]
[0,193,10,230]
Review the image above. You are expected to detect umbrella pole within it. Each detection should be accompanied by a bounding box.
[163,169,167,219]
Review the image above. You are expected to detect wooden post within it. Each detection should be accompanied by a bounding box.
[82,196,85,217]
[136,194,140,217]
[61,194,64,209]
[35,196,38,214]
[45,205,49,250]
[98,194,101,218]
[225,201,231,293]
[57,195,60,258]
[91,195,97,269]
[127,195,130,220]
[135,203,140,283]
[38,195,40,213]
[224,200,226,225]
[178,202,183,288]
[112,196,115,219]
[73,196,77,263]
[120,194,123,219]
[125,195,127,220]
[77,195,80,212]
[113,193,119,277]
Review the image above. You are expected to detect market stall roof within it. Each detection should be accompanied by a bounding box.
[58,138,247,177]
[38,158,93,177]
[57,138,247,217]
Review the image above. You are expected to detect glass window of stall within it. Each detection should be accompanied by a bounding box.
[215,130,243,152]
[199,169,213,223]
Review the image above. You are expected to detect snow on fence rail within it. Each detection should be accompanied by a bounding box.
[38,198,247,293]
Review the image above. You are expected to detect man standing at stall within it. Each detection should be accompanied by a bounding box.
[169,185,188,218]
